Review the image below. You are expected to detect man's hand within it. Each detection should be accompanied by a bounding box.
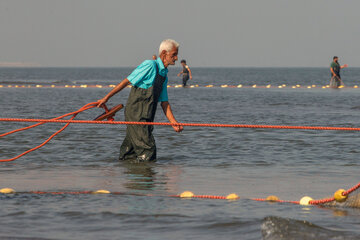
[97,97,108,108]
[172,123,184,133]
[161,101,183,133]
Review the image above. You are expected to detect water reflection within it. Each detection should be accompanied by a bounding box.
[120,163,182,193]
[122,163,157,191]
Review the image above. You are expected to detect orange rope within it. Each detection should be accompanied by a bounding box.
[3,181,358,208]
[0,102,98,162]
[0,102,97,137]
[1,101,360,162]
[1,118,360,131]
[309,182,360,205]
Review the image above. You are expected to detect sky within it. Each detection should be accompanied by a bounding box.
[1,0,360,67]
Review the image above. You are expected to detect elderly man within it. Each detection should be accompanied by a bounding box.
[97,39,183,162]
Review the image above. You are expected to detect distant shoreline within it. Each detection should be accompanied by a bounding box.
[0,62,42,67]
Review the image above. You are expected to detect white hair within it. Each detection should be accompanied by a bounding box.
[158,39,180,56]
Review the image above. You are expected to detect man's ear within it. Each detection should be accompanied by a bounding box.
[160,50,167,57]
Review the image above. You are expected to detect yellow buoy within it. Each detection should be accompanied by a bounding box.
[266,85,271,88]
[0,188,15,194]
[252,84,257,88]
[334,189,347,202]
[300,196,313,205]
[92,189,111,194]
[180,191,194,198]
[237,84,242,88]
[354,85,358,88]
[266,195,279,202]
[226,193,239,200]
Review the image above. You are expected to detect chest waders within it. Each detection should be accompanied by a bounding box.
[330,62,342,88]
[182,66,189,87]
[119,64,165,162]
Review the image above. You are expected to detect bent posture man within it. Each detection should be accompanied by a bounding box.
[330,56,348,88]
[97,39,183,162]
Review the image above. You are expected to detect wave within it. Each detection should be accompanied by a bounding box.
[261,216,359,240]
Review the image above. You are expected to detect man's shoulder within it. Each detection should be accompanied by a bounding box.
[330,62,337,67]
[139,60,157,69]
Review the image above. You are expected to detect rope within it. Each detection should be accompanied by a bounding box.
[1,101,360,162]
[0,102,98,162]
[0,102,97,138]
[2,118,360,131]
[309,182,360,205]
[2,180,358,208]
[343,182,360,196]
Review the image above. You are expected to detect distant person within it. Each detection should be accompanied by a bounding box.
[177,59,192,87]
[330,56,348,88]
[152,55,157,60]
[97,39,183,162]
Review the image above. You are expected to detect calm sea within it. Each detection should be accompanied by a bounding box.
[1,67,360,240]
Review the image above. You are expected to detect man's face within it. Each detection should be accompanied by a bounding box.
[334,58,338,63]
[163,46,178,66]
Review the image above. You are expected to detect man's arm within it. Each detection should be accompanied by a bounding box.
[161,101,183,132]
[341,64,348,69]
[97,78,130,107]
[330,67,336,76]
[187,66,192,80]
[177,70,183,77]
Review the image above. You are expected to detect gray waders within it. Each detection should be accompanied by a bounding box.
[330,75,343,88]
[119,64,165,162]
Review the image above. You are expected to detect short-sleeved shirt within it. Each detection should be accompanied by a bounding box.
[127,57,168,102]
[330,61,340,77]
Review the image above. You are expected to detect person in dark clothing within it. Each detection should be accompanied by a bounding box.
[330,56,348,88]
[97,39,183,162]
[177,59,192,87]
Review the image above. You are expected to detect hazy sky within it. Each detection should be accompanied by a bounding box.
[1,0,360,67]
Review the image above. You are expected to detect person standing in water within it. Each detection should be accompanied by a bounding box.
[97,39,183,162]
[330,56,348,88]
[177,59,192,87]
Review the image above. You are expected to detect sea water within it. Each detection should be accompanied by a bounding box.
[0,67,360,240]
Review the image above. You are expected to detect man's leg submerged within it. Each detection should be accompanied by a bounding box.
[120,125,156,162]
[182,75,189,87]
[119,128,136,160]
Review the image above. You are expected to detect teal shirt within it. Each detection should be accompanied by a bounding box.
[127,58,168,102]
